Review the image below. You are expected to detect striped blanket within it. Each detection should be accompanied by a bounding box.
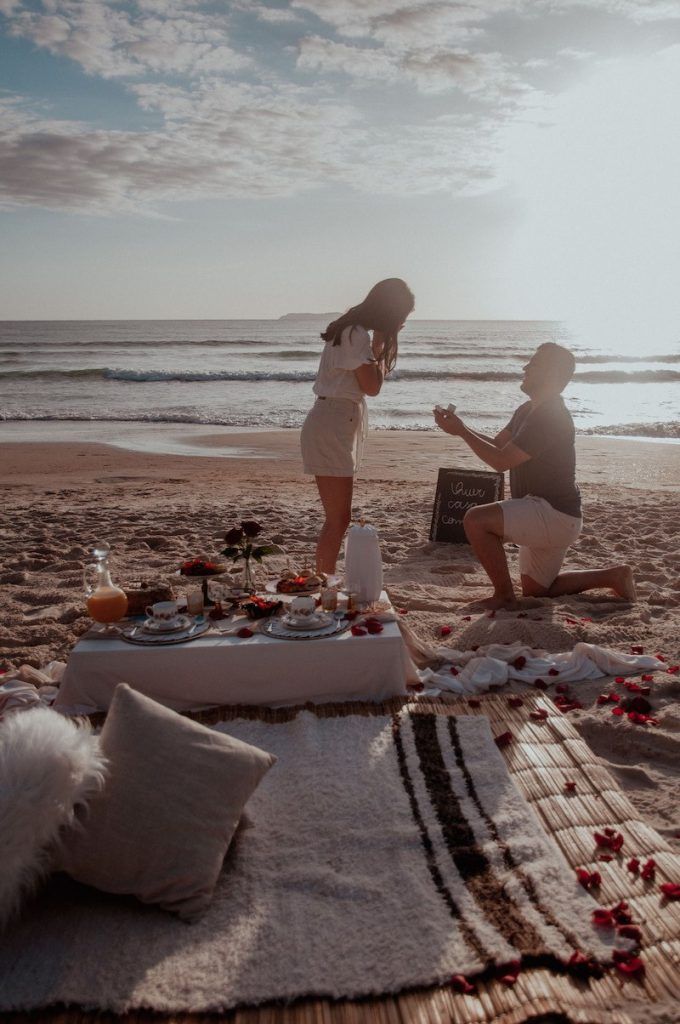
[0,707,619,1014]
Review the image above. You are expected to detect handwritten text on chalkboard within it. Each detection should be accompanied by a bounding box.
[430,468,504,544]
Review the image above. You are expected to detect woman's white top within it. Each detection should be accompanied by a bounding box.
[312,325,374,402]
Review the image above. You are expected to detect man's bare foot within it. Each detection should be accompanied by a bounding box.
[611,564,637,602]
[473,593,519,611]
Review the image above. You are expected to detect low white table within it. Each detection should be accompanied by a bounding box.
[56,595,414,714]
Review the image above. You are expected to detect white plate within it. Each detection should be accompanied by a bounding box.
[280,613,331,631]
[122,619,210,645]
[143,614,192,634]
[263,617,348,641]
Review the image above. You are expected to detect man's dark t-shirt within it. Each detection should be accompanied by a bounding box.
[507,396,582,518]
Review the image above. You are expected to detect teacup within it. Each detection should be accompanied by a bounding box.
[146,600,180,624]
[289,595,317,620]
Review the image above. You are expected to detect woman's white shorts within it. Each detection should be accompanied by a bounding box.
[300,397,361,477]
[499,495,582,588]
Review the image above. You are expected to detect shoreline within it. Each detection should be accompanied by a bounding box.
[1,427,679,491]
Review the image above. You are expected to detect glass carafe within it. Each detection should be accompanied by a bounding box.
[84,541,128,626]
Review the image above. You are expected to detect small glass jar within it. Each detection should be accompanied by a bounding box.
[321,586,338,613]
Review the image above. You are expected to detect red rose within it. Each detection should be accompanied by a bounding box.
[660,882,680,900]
[439,625,452,637]
[351,625,367,637]
[241,520,262,537]
[494,731,513,748]
[511,656,526,670]
[626,857,640,875]
[224,526,244,545]
[548,668,560,677]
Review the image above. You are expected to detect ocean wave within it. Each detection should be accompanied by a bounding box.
[2,365,680,385]
[2,411,678,440]
[391,368,680,383]
[0,367,318,383]
[580,421,680,439]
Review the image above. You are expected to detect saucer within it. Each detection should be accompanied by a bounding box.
[143,614,192,634]
[281,613,331,631]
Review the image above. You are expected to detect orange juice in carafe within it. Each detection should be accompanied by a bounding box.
[84,541,128,625]
[87,586,128,623]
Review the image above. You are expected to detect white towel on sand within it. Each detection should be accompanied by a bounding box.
[418,641,663,695]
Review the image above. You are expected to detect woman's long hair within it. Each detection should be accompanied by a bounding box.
[321,278,415,374]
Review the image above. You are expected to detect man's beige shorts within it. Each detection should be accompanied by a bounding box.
[499,495,582,588]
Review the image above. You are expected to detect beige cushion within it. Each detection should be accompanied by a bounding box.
[54,684,275,921]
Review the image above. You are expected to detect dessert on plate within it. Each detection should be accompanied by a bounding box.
[275,566,325,594]
[179,558,226,577]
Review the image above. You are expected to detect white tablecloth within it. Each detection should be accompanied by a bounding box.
[56,597,413,713]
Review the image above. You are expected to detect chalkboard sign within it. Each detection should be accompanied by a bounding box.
[429,468,504,544]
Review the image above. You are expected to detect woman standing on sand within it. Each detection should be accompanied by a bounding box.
[301,278,415,574]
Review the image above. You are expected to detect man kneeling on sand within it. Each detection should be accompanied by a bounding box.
[433,342,636,610]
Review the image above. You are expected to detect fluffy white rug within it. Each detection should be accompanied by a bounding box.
[0,706,107,930]
[0,708,620,1013]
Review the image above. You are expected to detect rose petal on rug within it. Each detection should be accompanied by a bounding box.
[0,708,617,1014]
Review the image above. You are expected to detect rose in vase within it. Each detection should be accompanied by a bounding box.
[222,520,282,592]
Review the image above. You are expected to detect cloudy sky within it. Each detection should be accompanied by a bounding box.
[1,0,679,340]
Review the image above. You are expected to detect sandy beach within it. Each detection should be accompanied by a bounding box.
[1,428,679,853]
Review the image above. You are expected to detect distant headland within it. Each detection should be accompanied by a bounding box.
[277,313,339,321]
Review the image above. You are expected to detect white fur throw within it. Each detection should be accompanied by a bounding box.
[0,707,107,930]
